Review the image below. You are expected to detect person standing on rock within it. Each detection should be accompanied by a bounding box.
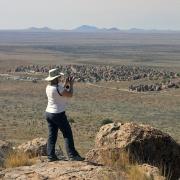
[45,68,84,162]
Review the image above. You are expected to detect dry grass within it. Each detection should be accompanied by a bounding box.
[4,151,36,168]
[102,149,131,171]
[128,165,150,180]
[98,150,156,180]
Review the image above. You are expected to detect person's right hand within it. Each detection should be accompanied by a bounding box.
[65,77,70,84]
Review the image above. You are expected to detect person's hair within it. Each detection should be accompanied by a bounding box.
[49,77,59,85]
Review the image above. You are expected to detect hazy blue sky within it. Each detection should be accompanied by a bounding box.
[0,0,180,30]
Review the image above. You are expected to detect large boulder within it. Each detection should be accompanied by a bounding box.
[17,138,64,158]
[0,140,12,166]
[86,123,180,180]
[17,138,47,156]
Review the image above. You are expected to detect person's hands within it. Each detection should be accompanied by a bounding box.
[69,76,75,85]
[64,76,75,89]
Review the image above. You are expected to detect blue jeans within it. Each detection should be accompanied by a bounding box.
[45,111,78,159]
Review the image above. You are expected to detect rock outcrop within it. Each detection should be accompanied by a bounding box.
[0,160,116,180]
[13,64,179,83]
[17,138,64,158]
[129,79,180,92]
[86,123,180,180]
[138,164,165,180]
[17,138,47,156]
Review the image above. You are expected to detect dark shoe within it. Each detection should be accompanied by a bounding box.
[69,155,85,161]
[48,156,59,162]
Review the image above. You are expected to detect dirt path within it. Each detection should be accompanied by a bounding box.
[86,82,180,96]
[86,82,141,94]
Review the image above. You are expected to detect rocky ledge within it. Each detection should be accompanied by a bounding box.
[0,160,114,180]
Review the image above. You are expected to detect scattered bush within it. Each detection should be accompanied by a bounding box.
[100,118,113,126]
[162,79,167,84]
[68,117,75,124]
[166,75,171,79]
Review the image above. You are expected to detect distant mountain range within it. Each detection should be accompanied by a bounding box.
[1,25,180,33]
[23,25,121,32]
[72,25,121,32]
[27,27,53,32]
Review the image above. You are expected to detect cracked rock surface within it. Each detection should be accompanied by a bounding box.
[0,160,115,180]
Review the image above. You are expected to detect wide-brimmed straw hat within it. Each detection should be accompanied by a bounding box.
[45,68,64,81]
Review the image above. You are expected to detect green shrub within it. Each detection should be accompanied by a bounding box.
[164,75,170,80]
[100,118,113,126]
[162,79,167,84]
[68,117,75,124]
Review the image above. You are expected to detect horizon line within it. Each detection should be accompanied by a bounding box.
[0,25,180,32]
